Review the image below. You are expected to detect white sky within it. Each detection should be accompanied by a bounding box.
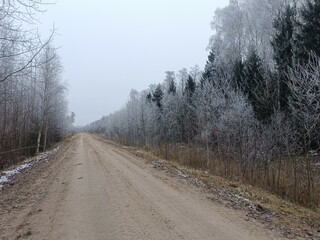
[38,0,229,126]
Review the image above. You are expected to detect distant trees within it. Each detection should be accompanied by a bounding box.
[0,1,72,169]
[87,0,320,208]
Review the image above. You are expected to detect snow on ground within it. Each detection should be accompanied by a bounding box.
[0,146,59,190]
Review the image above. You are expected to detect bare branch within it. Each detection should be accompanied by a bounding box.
[0,29,55,83]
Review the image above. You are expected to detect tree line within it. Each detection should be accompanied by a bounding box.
[0,1,74,169]
[87,0,320,208]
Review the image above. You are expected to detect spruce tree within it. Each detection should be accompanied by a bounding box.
[271,4,295,111]
[165,71,176,95]
[146,93,152,103]
[185,75,196,98]
[295,0,320,64]
[184,75,197,143]
[243,47,273,121]
[168,80,176,95]
[231,58,244,90]
[201,49,217,86]
[152,85,163,109]
[242,47,264,98]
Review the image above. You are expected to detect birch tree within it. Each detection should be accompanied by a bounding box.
[36,44,64,153]
[288,53,320,205]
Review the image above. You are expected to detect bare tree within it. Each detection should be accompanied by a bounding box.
[0,0,55,83]
[36,43,63,153]
[288,53,320,205]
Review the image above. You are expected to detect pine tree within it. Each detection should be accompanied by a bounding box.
[271,4,296,111]
[295,0,320,64]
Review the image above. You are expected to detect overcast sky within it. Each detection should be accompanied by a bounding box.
[38,0,229,126]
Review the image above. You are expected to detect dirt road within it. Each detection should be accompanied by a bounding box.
[0,133,283,240]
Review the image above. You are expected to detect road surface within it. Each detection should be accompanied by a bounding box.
[0,133,283,240]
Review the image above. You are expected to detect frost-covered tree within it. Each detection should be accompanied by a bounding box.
[287,54,320,204]
[86,1,320,207]
[288,54,320,151]
[231,58,244,89]
[0,1,55,83]
[201,49,217,86]
[36,44,65,153]
[209,0,288,70]
[210,0,245,69]
[182,75,197,143]
[0,1,70,167]
[164,71,176,95]
[152,84,163,109]
[185,75,196,98]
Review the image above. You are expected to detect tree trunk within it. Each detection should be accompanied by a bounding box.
[36,124,42,154]
[43,123,48,151]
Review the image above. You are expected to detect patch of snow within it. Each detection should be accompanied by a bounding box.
[176,170,188,178]
[0,146,59,190]
[0,176,9,186]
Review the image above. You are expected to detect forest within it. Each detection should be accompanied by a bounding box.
[0,1,73,169]
[88,0,320,208]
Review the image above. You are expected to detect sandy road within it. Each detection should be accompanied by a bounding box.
[0,133,283,240]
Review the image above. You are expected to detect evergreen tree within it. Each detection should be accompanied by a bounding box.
[168,80,176,95]
[295,0,320,64]
[243,47,274,121]
[271,4,296,111]
[231,58,244,90]
[152,84,163,109]
[185,75,196,98]
[165,71,176,95]
[146,92,152,103]
[183,75,197,143]
[242,47,264,98]
[201,49,217,86]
